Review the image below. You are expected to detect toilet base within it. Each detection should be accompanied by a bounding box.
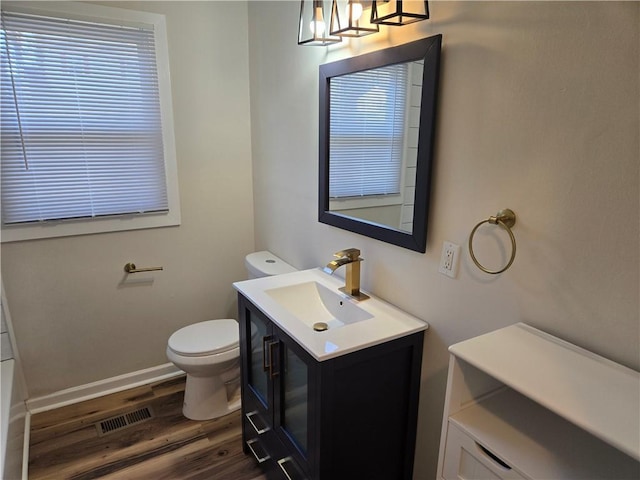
[182,374,241,421]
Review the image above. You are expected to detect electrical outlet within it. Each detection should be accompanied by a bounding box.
[438,241,460,278]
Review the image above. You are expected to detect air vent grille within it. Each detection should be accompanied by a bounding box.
[96,406,154,436]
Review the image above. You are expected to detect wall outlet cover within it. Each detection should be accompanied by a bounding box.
[438,241,460,279]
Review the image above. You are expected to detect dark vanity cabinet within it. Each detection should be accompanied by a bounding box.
[238,294,424,480]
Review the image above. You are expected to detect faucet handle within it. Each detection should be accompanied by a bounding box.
[334,248,361,260]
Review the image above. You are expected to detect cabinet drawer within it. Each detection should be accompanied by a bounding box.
[443,423,527,480]
[244,413,279,459]
[275,456,308,480]
[243,416,308,480]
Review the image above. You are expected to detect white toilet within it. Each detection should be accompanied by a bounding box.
[166,251,297,420]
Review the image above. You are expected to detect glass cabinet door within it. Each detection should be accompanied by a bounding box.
[247,309,271,408]
[273,326,314,476]
[281,344,309,454]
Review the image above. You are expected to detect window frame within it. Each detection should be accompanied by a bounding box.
[0,1,180,243]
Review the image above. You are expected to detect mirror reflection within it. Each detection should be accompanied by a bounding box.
[319,35,442,252]
[328,60,424,234]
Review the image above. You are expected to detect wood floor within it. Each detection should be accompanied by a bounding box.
[28,376,267,480]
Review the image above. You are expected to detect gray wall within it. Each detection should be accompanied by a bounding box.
[247,2,639,478]
[1,1,255,397]
[1,2,637,479]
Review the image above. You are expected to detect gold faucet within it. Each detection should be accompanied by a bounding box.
[323,248,369,301]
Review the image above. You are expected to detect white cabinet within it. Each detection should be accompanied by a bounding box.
[437,323,640,480]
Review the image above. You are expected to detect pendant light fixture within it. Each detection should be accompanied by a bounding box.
[330,0,379,38]
[370,0,429,26]
[298,0,342,46]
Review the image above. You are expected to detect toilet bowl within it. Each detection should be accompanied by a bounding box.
[167,251,297,420]
[166,319,240,420]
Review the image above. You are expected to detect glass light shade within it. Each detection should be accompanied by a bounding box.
[370,0,429,26]
[330,0,379,37]
[298,0,342,46]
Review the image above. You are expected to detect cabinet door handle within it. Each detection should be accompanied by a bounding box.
[246,438,270,464]
[268,340,279,378]
[262,335,273,372]
[246,410,270,434]
[277,457,307,480]
[476,443,512,470]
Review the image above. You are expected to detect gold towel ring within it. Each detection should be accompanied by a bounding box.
[469,209,517,275]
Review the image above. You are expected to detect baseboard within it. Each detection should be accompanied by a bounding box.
[26,363,183,414]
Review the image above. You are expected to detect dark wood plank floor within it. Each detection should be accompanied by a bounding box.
[28,376,267,480]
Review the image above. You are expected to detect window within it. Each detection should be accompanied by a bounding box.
[328,63,409,201]
[0,3,179,242]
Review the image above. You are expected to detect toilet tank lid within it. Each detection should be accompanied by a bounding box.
[245,251,297,277]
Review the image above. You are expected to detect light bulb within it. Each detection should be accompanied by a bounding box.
[349,2,363,22]
[310,6,326,35]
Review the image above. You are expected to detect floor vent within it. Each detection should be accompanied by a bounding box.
[96,406,154,437]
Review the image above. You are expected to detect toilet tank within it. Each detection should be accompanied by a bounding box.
[245,251,297,279]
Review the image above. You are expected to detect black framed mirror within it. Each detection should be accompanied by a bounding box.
[319,35,442,253]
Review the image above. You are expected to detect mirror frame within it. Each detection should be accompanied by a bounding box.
[318,35,442,253]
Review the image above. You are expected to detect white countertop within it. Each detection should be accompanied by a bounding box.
[449,322,640,461]
[233,268,428,361]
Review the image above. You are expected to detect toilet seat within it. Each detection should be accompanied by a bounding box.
[168,319,239,357]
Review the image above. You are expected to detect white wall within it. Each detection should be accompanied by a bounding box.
[247,2,639,478]
[1,1,255,398]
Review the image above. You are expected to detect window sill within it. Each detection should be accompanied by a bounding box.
[1,210,180,243]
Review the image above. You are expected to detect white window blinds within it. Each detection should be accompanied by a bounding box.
[1,10,168,225]
[329,63,408,199]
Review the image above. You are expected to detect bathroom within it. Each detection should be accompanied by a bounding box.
[1,1,638,479]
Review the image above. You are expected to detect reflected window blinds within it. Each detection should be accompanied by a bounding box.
[329,63,408,199]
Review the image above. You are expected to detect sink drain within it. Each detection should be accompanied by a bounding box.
[313,322,328,332]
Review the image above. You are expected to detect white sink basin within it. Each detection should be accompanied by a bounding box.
[265,281,373,330]
[233,268,428,361]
